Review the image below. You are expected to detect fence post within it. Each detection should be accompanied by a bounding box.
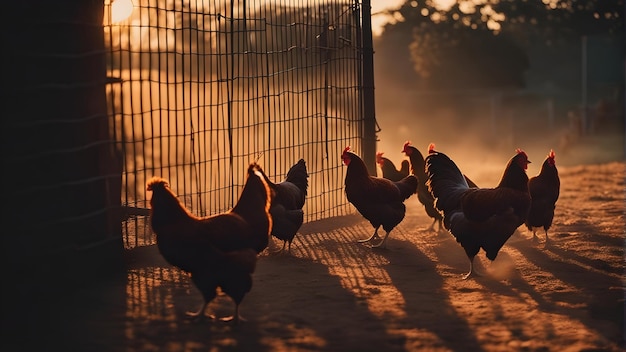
[360,0,377,176]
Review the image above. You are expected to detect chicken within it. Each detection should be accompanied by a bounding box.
[376,151,410,181]
[425,144,531,279]
[525,149,560,245]
[403,141,478,233]
[146,163,272,324]
[259,159,309,253]
[342,146,418,248]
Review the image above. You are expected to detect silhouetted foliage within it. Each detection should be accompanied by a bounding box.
[375,0,624,90]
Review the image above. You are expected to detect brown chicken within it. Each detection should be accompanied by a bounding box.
[342,146,418,248]
[146,163,272,324]
[259,159,309,253]
[525,150,560,245]
[425,144,531,279]
[376,151,410,182]
[402,141,478,233]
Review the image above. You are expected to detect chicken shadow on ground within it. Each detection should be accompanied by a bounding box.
[505,232,623,346]
[130,241,401,351]
[375,226,486,351]
[251,214,412,351]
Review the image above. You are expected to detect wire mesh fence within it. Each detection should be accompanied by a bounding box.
[103,0,373,249]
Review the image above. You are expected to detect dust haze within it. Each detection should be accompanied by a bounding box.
[373,78,625,187]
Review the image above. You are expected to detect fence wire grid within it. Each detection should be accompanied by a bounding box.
[103,0,375,249]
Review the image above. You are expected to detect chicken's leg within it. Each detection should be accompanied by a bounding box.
[270,240,288,254]
[358,226,381,243]
[370,230,391,249]
[437,219,446,234]
[462,256,484,280]
[426,218,437,232]
[427,218,446,235]
[543,229,551,247]
[530,228,540,243]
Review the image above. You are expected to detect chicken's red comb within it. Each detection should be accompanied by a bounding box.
[401,141,412,153]
[428,143,436,153]
[146,177,168,191]
[515,148,529,160]
[548,149,555,159]
[343,146,351,153]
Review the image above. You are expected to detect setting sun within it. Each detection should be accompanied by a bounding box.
[111,0,134,23]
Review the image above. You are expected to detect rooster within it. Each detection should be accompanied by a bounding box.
[259,159,309,253]
[376,151,410,182]
[425,144,531,279]
[342,146,418,248]
[525,150,560,245]
[146,163,272,324]
[402,141,479,233]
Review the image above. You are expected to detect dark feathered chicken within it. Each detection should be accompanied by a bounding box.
[525,150,560,245]
[146,163,272,324]
[425,144,531,279]
[259,159,309,253]
[402,141,479,233]
[342,146,418,248]
[376,151,410,182]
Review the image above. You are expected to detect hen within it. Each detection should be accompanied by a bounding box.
[376,151,410,181]
[525,150,560,245]
[147,163,272,324]
[259,159,309,253]
[342,146,418,248]
[425,144,531,279]
[402,141,478,233]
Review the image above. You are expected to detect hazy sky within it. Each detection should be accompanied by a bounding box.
[370,0,405,36]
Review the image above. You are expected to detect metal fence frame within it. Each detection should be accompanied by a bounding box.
[103,0,377,249]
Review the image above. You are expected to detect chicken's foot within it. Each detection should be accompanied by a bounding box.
[530,229,541,244]
[543,230,551,248]
[185,302,215,321]
[369,231,391,249]
[358,227,381,244]
[270,240,288,254]
[220,305,245,325]
[436,220,446,235]
[427,219,446,235]
[462,257,484,280]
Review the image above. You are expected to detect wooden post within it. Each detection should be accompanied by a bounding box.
[3,0,124,285]
[360,0,377,176]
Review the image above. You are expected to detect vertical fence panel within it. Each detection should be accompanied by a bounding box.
[104,0,373,249]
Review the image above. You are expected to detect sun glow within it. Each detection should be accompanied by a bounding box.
[111,0,134,23]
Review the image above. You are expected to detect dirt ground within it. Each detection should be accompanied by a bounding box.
[3,159,624,351]
[3,162,626,351]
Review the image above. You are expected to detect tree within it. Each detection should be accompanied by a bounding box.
[375,0,624,90]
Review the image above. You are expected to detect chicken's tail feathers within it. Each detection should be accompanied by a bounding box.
[285,159,309,196]
[235,163,273,215]
[395,174,419,200]
[251,162,277,190]
[425,151,469,214]
[464,175,479,188]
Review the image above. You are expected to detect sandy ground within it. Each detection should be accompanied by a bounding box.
[4,157,623,352]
